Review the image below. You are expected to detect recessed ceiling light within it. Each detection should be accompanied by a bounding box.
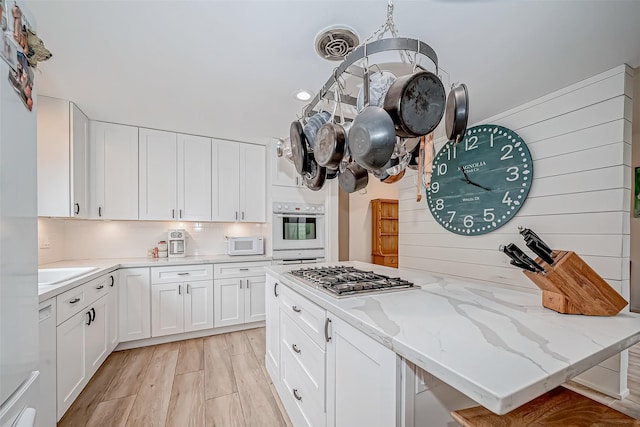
[294,89,313,101]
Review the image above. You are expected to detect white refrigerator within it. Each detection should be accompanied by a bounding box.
[0,1,40,425]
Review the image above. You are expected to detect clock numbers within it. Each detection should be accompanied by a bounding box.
[465,136,478,151]
[483,208,495,222]
[447,211,456,222]
[500,145,514,160]
[502,192,513,206]
[437,163,447,176]
[430,182,440,193]
[463,215,474,228]
[506,166,519,182]
[435,199,444,210]
[447,145,457,160]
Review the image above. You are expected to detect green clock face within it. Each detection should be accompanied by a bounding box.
[426,125,533,235]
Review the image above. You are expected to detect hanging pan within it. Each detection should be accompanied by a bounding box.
[290,120,309,174]
[445,83,469,143]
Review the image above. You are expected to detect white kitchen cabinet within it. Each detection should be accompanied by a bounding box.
[151,283,184,337]
[271,139,305,188]
[265,276,280,378]
[56,307,87,418]
[139,129,212,221]
[106,272,118,352]
[90,121,139,220]
[84,295,109,376]
[37,96,89,218]
[177,134,212,221]
[138,128,177,220]
[326,315,399,427]
[38,300,57,427]
[118,268,151,342]
[213,261,267,327]
[150,265,214,337]
[212,139,266,222]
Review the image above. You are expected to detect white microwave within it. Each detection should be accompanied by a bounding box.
[227,236,264,256]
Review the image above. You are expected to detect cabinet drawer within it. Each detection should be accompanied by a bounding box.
[213,261,270,279]
[84,274,110,304]
[280,311,325,406]
[281,346,325,427]
[151,264,213,284]
[279,285,326,348]
[57,283,89,325]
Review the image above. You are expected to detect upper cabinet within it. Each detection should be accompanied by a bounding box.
[212,139,266,222]
[90,122,139,220]
[139,129,212,221]
[37,97,89,217]
[271,139,305,188]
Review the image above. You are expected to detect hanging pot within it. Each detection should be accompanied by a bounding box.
[338,163,369,193]
[315,121,351,169]
[290,120,309,174]
[303,111,331,149]
[348,106,396,170]
[303,155,326,191]
[445,83,469,143]
[326,168,340,180]
[383,71,446,138]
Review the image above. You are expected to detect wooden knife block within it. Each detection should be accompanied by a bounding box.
[522,251,628,316]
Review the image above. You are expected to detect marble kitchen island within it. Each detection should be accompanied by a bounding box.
[265,261,640,425]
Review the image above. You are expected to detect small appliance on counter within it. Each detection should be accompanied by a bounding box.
[168,229,186,257]
[227,236,264,256]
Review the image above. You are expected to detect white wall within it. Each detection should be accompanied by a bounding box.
[349,178,399,262]
[398,65,634,399]
[37,218,270,264]
[631,67,640,310]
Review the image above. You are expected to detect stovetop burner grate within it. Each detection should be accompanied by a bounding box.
[289,266,415,297]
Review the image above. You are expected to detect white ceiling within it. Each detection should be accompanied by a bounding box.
[28,0,640,143]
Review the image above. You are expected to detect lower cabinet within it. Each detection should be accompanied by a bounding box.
[107,272,118,352]
[213,261,267,328]
[266,274,400,427]
[150,280,213,337]
[119,268,151,342]
[57,293,110,419]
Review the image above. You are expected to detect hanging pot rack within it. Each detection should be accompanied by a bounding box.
[302,37,439,119]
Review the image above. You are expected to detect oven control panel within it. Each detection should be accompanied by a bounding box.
[273,202,324,214]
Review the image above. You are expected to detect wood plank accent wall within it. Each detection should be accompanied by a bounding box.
[398,65,634,398]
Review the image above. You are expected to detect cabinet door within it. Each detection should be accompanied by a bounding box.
[151,283,184,337]
[326,316,399,427]
[212,139,240,221]
[245,276,266,322]
[107,273,118,352]
[213,278,244,327]
[70,103,89,218]
[85,295,109,376]
[139,128,177,220]
[184,280,213,332]
[240,143,266,222]
[57,308,88,418]
[265,276,280,378]
[177,134,212,221]
[118,268,151,342]
[91,122,139,220]
[37,96,71,217]
[271,139,303,188]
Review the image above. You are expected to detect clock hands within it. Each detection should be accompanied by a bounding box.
[458,167,492,191]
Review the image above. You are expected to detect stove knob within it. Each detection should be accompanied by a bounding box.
[305,207,310,210]
[284,205,289,210]
[277,204,282,209]
[311,207,316,211]
[317,207,323,213]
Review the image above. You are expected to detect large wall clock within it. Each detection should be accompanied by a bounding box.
[426,125,533,235]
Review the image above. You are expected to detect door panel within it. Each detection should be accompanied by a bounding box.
[245,276,266,322]
[118,268,151,342]
[85,295,108,375]
[56,309,87,418]
[177,134,211,221]
[212,139,240,222]
[184,280,213,332]
[151,283,184,337]
[139,128,177,220]
[214,278,243,327]
[240,144,266,222]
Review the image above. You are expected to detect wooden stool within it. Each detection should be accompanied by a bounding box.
[451,387,640,426]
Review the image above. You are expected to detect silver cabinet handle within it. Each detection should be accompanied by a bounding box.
[172,209,175,218]
[293,389,302,401]
[292,305,301,313]
[246,279,250,289]
[235,211,238,220]
[96,285,104,290]
[69,297,80,304]
[179,209,183,218]
[240,279,243,289]
[325,318,332,342]
[242,211,245,220]
[292,344,301,354]
[178,284,182,295]
[187,284,190,294]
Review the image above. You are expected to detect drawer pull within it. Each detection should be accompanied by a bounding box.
[325,318,332,342]
[110,275,115,287]
[292,305,301,313]
[91,307,96,322]
[239,268,249,271]
[86,311,92,326]
[96,285,104,290]
[274,282,279,297]
[69,298,80,304]
[292,344,301,354]
[293,389,302,401]
[178,272,190,276]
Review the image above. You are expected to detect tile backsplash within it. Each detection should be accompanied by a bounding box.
[38,218,271,264]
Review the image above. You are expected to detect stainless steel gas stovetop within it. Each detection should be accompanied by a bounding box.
[288,265,416,298]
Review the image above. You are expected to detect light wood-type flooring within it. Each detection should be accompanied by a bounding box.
[58,328,292,427]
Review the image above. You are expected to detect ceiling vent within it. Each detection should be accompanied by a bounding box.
[314,26,359,61]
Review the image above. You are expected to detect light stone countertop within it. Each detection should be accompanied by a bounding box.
[38,255,272,302]
[265,260,640,415]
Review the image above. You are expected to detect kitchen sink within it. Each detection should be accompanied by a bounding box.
[38,267,99,286]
